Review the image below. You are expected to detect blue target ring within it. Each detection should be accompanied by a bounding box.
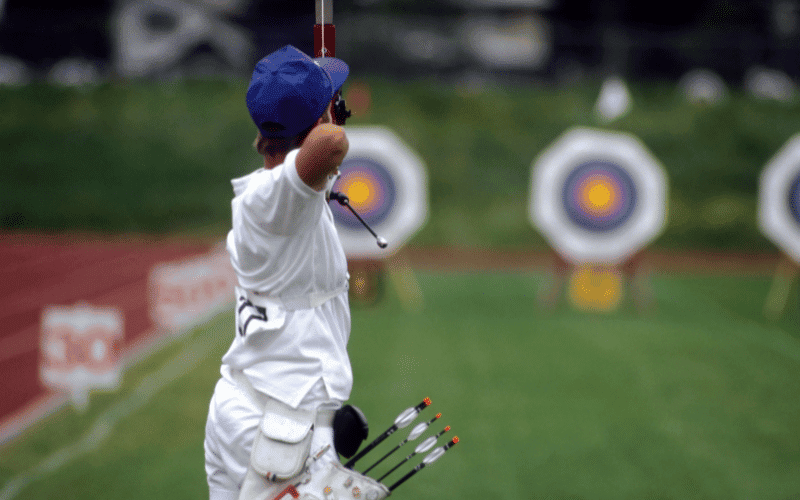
[562,161,637,232]
[331,157,397,230]
[788,173,800,228]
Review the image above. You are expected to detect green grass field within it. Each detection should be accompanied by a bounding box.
[1,270,800,500]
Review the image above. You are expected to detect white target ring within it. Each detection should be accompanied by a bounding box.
[529,127,669,265]
[758,133,800,263]
[332,126,428,259]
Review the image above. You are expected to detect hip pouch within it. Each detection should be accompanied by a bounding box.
[251,398,317,482]
[279,461,390,500]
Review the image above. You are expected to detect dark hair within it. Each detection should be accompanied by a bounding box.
[254,120,318,157]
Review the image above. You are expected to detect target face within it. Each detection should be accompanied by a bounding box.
[331,127,428,258]
[562,161,637,231]
[529,127,668,265]
[759,134,800,262]
[331,158,397,230]
[789,174,800,228]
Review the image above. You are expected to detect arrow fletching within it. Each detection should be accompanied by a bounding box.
[362,413,442,475]
[408,413,440,440]
[344,397,431,469]
[394,398,430,429]
[388,437,459,492]
[394,407,419,429]
[376,426,450,482]
[421,445,445,465]
[414,435,438,454]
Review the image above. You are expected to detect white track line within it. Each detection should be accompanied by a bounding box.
[0,336,215,500]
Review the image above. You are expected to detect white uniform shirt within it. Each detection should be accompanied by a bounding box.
[221,149,352,409]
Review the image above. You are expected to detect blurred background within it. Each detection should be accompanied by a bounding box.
[3,1,800,500]
[1,0,799,85]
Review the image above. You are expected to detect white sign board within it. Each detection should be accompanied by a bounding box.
[148,245,236,332]
[40,304,123,410]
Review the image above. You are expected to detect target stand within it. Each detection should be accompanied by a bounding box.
[330,127,428,309]
[537,251,655,314]
[759,133,800,321]
[529,127,668,313]
[347,258,385,306]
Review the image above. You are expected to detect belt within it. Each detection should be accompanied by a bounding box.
[230,369,336,428]
[248,284,349,311]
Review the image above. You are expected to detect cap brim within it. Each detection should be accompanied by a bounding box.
[314,57,349,93]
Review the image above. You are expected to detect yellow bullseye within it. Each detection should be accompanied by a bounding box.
[343,179,373,209]
[588,183,612,208]
[580,177,617,214]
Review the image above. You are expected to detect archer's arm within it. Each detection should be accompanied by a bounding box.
[296,123,349,191]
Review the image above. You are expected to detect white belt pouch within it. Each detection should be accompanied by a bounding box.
[298,461,390,500]
[251,398,317,482]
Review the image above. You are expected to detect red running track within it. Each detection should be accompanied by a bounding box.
[0,232,214,425]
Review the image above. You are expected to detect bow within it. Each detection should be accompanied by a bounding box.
[314,0,351,125]
[317,0,386,248]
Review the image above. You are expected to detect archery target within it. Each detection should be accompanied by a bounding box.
[331,158,397,231]
[789,174,800,227]
[529,127,668,265]
[331,126,428,259]
[562,161,637,232]
[758,133,800,262]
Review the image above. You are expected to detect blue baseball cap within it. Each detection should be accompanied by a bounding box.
[314,56,349,93]
[246,45,349,138]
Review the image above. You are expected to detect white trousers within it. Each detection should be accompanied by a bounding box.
[204,376,339,500]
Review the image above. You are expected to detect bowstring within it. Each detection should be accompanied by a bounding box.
[320,0,326,58]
